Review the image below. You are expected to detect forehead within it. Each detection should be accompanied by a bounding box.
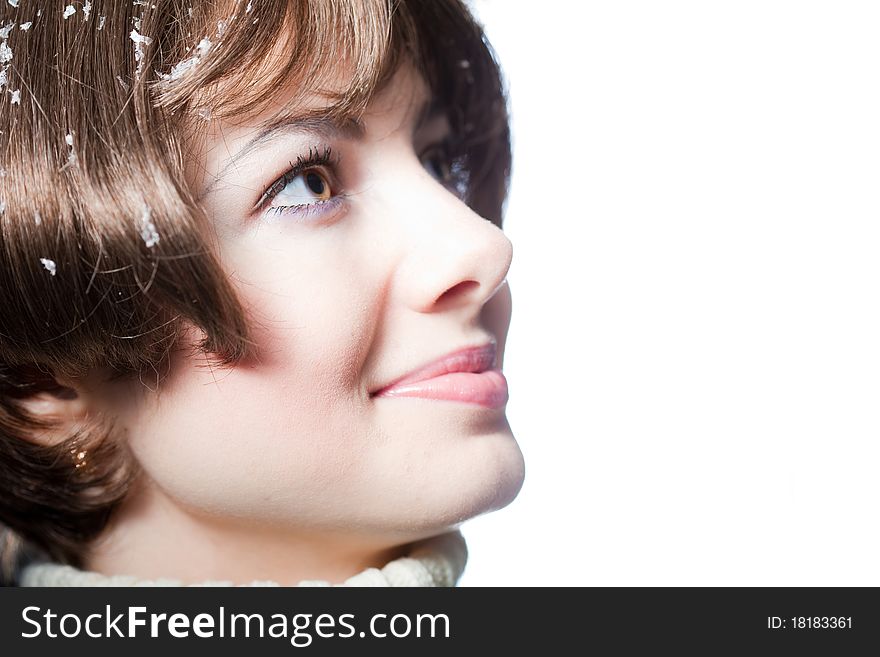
[227,62,429,136]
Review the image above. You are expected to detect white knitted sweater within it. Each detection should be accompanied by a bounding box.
[18,530,467,587]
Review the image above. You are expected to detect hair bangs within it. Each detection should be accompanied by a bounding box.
[153,0,399,123]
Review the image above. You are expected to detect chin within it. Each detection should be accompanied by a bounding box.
[467,440,526,517]
[417,437,526,533]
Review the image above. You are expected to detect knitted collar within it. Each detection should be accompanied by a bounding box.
[18,530,467,587]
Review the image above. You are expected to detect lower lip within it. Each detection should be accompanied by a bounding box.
[373,369,508,408]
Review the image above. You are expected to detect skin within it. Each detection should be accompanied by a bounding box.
[70,65,525,585]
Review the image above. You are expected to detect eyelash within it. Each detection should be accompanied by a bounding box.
[255,139,467,219]
[256,146,340,218]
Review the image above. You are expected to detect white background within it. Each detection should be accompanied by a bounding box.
[460,0,880,585]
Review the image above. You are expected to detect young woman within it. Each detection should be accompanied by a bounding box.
[0,0,523,586]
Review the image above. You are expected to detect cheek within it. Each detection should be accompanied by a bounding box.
[242,252,381,396]
[123,355,370,522]
[119,262,383,520]
[231,226,385,391]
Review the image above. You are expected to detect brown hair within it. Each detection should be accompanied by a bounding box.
[0,0,510,584]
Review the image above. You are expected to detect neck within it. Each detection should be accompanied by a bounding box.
[82,479,419,586]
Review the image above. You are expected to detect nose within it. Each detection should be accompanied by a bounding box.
[394,180,513,315]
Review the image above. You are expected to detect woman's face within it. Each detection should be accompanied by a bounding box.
[106,65,523,547]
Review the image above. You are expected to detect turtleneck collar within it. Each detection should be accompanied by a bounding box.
[18,530,467,587]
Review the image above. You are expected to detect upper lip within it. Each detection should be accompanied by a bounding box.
[370,341,498,396]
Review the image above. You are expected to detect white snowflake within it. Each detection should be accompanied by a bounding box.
[165,37,211,81]
[40,258,57,276]
[62,133,78,169]
[168,56,197,80]
[130,29,152,47]
[196,37,212,57]
[83,1,92,21]
[97,16,106,31]
[63,5,75,19]
[0,41,12,65]
[19,21,31,31]
[130,29,153,75]
[138,204,159,248]
[9,88,19,105]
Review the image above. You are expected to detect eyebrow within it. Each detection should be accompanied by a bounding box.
[198,96,443,200]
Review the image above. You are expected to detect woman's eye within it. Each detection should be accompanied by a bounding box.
[421,146,454,185]
[269,168,333,211]
[259,162,345,221]
[420,143,468,200]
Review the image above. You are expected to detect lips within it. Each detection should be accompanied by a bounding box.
[371,342,508,408]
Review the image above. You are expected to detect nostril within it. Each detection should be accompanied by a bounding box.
[435,280,479,308]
